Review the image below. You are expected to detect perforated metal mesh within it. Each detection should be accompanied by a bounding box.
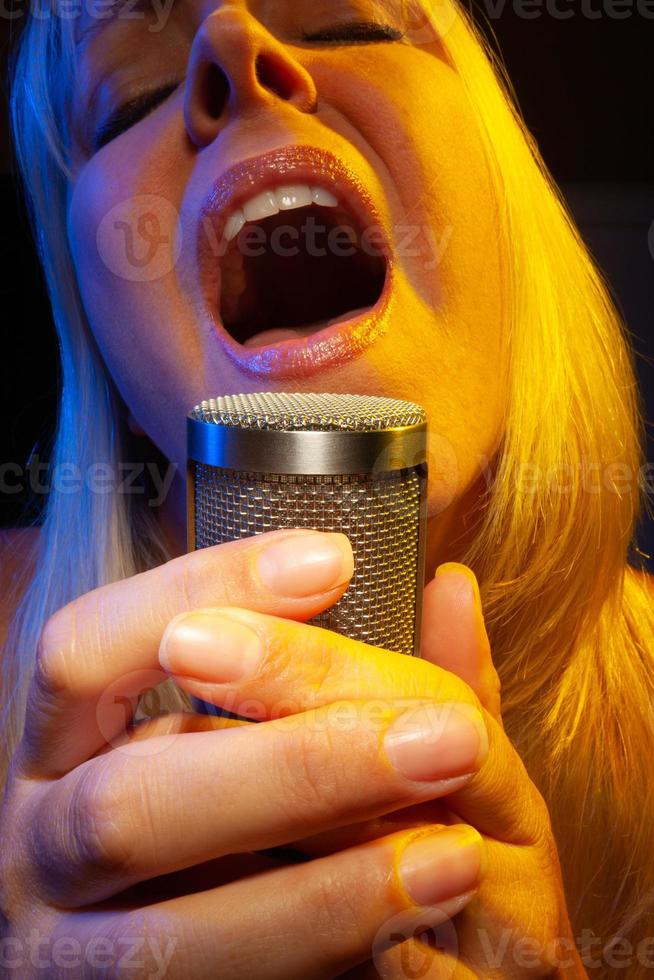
[190,391,426,431]
[192,464,424,656]
[189,391,426,657]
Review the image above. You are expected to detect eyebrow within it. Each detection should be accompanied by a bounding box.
[75,0,166,49]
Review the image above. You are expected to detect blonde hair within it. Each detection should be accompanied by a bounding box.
[4,0,654,969]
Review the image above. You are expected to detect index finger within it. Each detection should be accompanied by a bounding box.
[15,528,353,780]
[159,608,546,844]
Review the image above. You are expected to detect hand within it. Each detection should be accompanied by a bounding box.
[158,560,588,979]
[1,529,492,979]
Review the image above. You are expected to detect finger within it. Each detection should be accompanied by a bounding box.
[336,828,565,980]
[16,527,353,779]
[159,608,546,844]
[90,709,249,758]
[293,566,502,866]
[50,824,484,980]
[292,798,456,858]
[372,833,566,979]
[33,700,487,907]
[420,564,502,726]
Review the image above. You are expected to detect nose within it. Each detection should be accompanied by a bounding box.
[183,4,318,147]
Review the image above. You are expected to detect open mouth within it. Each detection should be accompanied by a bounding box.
[217,192,389,349]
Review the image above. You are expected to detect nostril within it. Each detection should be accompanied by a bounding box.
[203,61,230,120]
[255,52,297,102]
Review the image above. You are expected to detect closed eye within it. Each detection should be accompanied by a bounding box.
[299,21,406,44]
[92,21,405,151]
[93,81,180,151]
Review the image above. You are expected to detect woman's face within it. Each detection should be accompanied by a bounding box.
[66,0,508,562]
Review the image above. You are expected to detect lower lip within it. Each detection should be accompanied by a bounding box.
[208,264,394,380]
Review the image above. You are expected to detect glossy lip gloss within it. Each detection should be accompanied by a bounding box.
[196,144,395,380]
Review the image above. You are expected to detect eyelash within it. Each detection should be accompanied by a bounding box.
[93,22,404,150]
[300,21,406,44]
[94,82,179,150]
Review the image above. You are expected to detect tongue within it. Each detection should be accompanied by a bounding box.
[242,326,317,349]
[241,308,372,349]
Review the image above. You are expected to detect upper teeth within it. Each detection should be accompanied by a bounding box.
[224,184,339,242]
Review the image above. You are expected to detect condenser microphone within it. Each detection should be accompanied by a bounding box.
[187,391,429,666]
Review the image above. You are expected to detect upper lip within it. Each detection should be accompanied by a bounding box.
[196,144,392,339]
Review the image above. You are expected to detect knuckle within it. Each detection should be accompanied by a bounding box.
[100,906,186,980]
[33,607,77,700]
[162,546,241,613]
[71,763,136,879]
[262,624,314,686]
[264,626,335,705]
[298,636,338,701]
[159,554,197,614]
[274,723,344,817]
[301,866,367,957]
[35,763,136,886]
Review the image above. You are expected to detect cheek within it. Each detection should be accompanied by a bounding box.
[66,158,166,393]
[311,49,504,315]
[320,52,507,499]
[66,125,186,319]
[66,133,201,460]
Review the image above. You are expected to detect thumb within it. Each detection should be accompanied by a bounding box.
[419,562,503,727]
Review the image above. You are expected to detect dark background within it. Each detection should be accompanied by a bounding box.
[1,6,653,562]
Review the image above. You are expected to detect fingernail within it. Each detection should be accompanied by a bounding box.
[435,563,481,611]
[255,531,354,597]
[159,610,262,683]
[384,703,488,781]
[400,825,483,906]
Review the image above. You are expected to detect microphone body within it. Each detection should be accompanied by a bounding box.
[187,392,428,659]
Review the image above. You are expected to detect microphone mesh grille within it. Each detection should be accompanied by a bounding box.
[190,391,426,431]
[193,464,423,656]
